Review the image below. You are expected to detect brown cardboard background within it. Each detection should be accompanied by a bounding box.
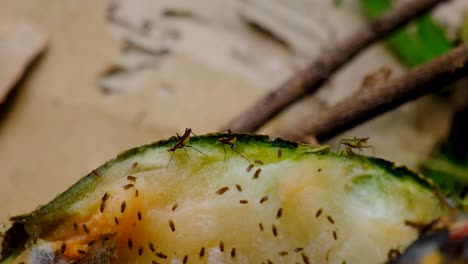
[0,0,463,221]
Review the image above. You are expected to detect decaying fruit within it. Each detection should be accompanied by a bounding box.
[0,133,449,263]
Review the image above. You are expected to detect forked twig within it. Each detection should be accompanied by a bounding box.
[224,0,448,133]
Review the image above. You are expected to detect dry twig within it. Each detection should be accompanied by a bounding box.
[276,44,468,142]
[225,0,448,133]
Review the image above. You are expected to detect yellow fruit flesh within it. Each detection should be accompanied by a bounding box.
[1,138,447,264]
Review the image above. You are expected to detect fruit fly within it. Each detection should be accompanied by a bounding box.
[167,128,206,167]
[338,137,375,156]
[212,129,249,162]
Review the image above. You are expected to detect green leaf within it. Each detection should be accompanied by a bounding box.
[360,0,391,18]
[386,30,428,66]
[359,0,453,67]
[416,15,452,57]
[421,108,468,206]
[422,154,468,206]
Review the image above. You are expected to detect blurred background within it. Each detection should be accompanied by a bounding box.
[0,0,467,221]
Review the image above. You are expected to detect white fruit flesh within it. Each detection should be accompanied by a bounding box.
[1,137,447,264]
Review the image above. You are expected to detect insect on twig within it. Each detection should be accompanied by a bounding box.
[338,137,375,156]
[167,128,206,168]
[211,129,249,162]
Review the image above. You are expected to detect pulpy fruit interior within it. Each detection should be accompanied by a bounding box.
[0,133,448,263]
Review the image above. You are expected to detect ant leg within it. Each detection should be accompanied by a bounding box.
[187,145,207,156]
[217,129,230,134]
[183,147,190,160]
[223,145,227,162]
[360,146,375,156]
[167,151,175,168]
[231,145,249,162]
[345,146,354,155]
[208,142,220,152]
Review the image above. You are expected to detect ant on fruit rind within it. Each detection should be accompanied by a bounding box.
[167,128,207,168]
[338,136,375,156]
[210,129,249,162]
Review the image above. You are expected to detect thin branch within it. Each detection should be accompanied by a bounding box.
[275,44,468,142]
[224,0,448,133]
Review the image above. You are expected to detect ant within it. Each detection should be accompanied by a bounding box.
[338,137,375,156]
[167,128,206,168]
[211,129,249,162]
